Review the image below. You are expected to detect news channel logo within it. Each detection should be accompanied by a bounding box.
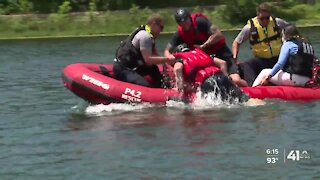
[265,148,311,164]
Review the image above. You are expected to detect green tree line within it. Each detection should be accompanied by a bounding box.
[1,0,316,14]
[1,0,319,23]
[0,0,222,14]
[0,0,319,39]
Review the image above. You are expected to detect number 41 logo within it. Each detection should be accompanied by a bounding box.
[287,150,310,161]
[287,150,300,161]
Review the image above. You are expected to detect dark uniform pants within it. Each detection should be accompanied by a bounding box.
[113,62,163,88]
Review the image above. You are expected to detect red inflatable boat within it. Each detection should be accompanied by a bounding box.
[61,63,184,104]
[242,85,320,101]
[62,63,320,104]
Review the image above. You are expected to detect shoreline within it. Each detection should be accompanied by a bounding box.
[1,24,320,41]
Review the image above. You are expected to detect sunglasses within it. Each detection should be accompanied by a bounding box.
[260,16,270,21]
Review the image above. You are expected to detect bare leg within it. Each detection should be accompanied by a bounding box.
[214,57,248,87]
[229,73,249,87]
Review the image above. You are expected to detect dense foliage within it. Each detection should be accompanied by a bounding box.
[1,0,318,23]
[0,0,222,14]
[223,0,319,23]
[0,0,319,38]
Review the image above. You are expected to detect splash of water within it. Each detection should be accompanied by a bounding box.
[85,103,156,116]
[79,77,266,116]
[191,90,240,110]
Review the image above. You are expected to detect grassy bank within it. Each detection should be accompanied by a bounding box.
[0,4,320,40]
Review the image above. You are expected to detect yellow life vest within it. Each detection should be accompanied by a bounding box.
[144,25,154,38]
[248,16,282,59]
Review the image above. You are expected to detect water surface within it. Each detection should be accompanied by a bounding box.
[0,28,319,179]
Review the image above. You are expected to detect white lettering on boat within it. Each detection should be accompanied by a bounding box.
[121,88,142,102]
[124,88,142,98]
[82,74,110,90]
[121,94,142,102]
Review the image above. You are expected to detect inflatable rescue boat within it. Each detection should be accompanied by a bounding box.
[62,63,320,104]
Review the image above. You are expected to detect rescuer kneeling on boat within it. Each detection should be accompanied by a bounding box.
[114,14,176,88]
[165,8,248,87]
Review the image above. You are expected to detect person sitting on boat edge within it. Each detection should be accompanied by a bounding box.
[232,2,289,86]
[172,43,228,93]
[252,24,315,87]
[114,14,176,88]
[164,8,248,87]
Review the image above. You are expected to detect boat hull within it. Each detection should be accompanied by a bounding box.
[242,86,320,101]
[62,63,320,104]
[62,63,181,104]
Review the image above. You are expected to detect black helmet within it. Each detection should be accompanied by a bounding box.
[175,43,190,52]
[175,8,191,23]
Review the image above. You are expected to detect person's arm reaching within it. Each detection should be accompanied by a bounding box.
[199,24,223,52]
[164,43,174,58]
[232,40,240,59]
[259,42,297,85]
[269,46,290,76]
[232,25,251,59]
[138,32,176,65]
[141,48,175,65]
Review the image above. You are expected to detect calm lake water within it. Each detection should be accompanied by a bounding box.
[1,28,320,179]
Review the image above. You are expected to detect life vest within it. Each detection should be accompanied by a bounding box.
[174,48,221,86]
[177,13,226,55]
[284,39,314,78]
[116,25,154,69]
[306,56,320,87]
[248,16,282,59]
[194,66,221,87]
